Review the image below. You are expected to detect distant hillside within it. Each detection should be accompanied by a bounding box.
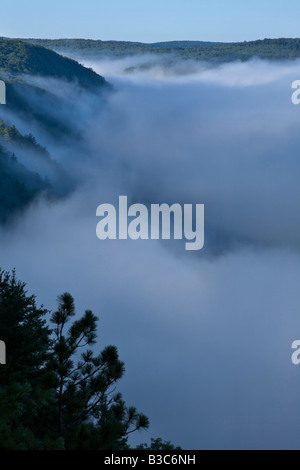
[16,37,300,61]
[0,38,109,89]
[150,40,222,48]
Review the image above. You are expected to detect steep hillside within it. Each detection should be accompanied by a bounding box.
[0,143,51,224]
[0,38,110,223]
[0,38,109,89]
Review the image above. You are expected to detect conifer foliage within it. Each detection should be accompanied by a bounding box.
[0,269,149,450]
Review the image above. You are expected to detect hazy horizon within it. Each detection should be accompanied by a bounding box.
[2,0,300,43]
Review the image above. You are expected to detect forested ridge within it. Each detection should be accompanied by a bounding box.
[0,38,109,225]
[0,38,108,88]
[19,37,300,61]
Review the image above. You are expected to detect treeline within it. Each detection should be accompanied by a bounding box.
[0,121,48,153]
[20,37,300,62]
[0,269,180,450]
[0,117,73,224]
[0,144,50,224]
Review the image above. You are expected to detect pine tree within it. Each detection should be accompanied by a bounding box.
[43,292,149,449]
[0,268,53,449]
[0,268,50,382]
[0,270,150,449]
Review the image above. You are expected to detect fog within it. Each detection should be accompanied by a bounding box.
[1,55,300,449]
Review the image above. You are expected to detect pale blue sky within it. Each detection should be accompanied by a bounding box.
[2,0,300,42]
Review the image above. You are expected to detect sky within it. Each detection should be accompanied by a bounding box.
[2,0,300,43]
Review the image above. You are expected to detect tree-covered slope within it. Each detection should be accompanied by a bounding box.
[18,37,300,61]
[0,38,110,224]
[0,38,109,89]
[0,144,51,224]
